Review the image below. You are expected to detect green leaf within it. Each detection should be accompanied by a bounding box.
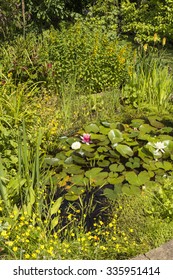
[44,157,61,166]
[64,165,83,175]
[104,184,122,200]
[71,175,85,186]
[85,167,103,178]
[116,144,133,158]
[65,186,85,201]
[109,163,125,172]
[97,160,110,167]
[85,123,100,133]
[99,125,111,134]
[108,129,123,143]
[125,171,138,185]
[51,217,59,231]
[51,197,63,216]
[101,121,110,127]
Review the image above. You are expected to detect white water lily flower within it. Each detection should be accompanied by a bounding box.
[153,141,167,153]
[71,141,81,150]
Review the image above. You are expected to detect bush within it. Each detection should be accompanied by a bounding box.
[0,20,132,94]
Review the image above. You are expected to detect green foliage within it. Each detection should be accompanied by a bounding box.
[44,115,173,231]
[0,23,132,93]
[0,0,23,40]
[121,0,173,43]
[122,45,173,111]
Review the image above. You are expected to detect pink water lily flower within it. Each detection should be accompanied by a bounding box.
[80,133,92,145]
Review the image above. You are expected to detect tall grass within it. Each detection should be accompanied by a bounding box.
[123,46,173,112]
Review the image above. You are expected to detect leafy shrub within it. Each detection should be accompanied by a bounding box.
[121,0,173,44]
[0,20,132,94]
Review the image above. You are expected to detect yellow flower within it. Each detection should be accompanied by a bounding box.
[162,37,166,46]
[24,253,30,259]
[1,230,7,238]
[5,241,14,247]
[7,72,12,78]
[143,43,148,52]
[12,247,18,252]
[153,33,158,42]
[108,222,113,228]
[100,245,107,251]
[31,253,37,259]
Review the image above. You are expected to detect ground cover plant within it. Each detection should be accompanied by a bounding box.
[1,1,173,260]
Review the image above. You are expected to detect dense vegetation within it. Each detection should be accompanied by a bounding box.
[1,0,173,260]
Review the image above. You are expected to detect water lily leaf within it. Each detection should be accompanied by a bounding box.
[91,134,107,141]
[64,165,83,175]
[82,144,95,152]
[138,171,151,184]
[97,160,110,167]
[116,144,133,158]
[109,163,125,172]
[160,127,173,134]
[66,137,79,145]
[101,121,110,127]
[125,160,140,169]
[104,184,122,200]
[85,167,103,178]
[125,171,138,185]
[98,139,110,146]
[99,125,111,134]
[44,157,61,166]
[91,172,109,186]
[125,171,151,186]
[108,129,123,143]
[65,186,85,201]
[51,197,63,216]
[116,122,125,131]
[97,146,109,153]
[148,117,164,128]
[131,119,145,128]
[70,175,85,186]
[109,150,120,159]
[59,175,71,187]
[142,162,157,171]
[85,123,100,133]
[155,161,172,171]
[108,172,118,178]
[139,124,156,133]
[122,184,141,195]
[71,154,86,164]
[64,156,73,164]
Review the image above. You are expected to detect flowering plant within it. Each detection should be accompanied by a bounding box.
[80,133,92,145]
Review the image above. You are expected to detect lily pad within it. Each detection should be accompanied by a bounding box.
[85,123,100,133]
[104,184,122,200]
[85,167,103,178]
[65,186,85,201]
[108,129,123,144]
[116,144,134,158]
[109,163,125,172]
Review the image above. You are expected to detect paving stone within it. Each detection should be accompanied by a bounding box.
[131,239,173,260]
